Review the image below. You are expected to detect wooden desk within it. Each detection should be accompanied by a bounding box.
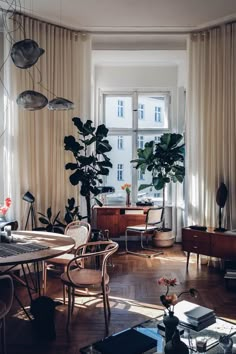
[182,227,236,269]
[93,206,149,238]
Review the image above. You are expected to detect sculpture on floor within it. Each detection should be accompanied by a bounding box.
[215,182,228,232]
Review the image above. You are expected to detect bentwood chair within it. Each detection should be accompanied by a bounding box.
[125,207,164,258]
[0,275,14,354]
[60,241,119,333]
[43,221,91,301]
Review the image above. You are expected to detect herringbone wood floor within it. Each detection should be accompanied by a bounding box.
[5,243,236,354]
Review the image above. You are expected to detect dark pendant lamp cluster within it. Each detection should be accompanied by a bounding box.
[11,39,74,111]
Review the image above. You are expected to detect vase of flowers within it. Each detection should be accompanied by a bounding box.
[121,183,131,206]
[0,198,12,222]
[158,276,198,345]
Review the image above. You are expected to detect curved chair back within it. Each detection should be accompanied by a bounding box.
[65,221,91,250]
[0,274,14,315]
[66,241,119,286]
[146,207,164,227]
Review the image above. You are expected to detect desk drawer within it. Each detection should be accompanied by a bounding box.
[183,240,211,255]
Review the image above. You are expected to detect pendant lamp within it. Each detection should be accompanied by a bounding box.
[16,90,48,110]
[10,39,45,69]
[47,97,74,110]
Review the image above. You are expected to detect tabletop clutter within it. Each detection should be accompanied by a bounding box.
[0,225,13,243]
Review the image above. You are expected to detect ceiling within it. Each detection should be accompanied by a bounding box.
[4,0,236,33]
[1,0,236,52]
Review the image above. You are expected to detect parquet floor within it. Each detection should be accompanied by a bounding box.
[5,243,236,354]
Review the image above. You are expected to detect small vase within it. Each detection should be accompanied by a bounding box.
[164,329,189,354]
[126,192,131,206]
[163,311,179,343]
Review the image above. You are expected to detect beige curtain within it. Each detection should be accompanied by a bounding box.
[3,14,91,228]
[186,23,236,230]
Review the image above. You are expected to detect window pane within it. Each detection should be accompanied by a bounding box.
[104,95,132,128]
[106,135,132,196]
[136,134,166,203]
[138,94,168,129]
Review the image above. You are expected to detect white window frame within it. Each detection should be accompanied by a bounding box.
[100,90,171,202]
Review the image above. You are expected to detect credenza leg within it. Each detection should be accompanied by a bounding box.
[197,253,200,266]
[186,252,190,269]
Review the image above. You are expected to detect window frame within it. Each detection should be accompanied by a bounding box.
[100,90,171,203]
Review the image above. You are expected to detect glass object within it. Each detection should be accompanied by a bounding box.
[126,192,131,206]
[163,311,179,343]
[219,335,233,354]
[195,336,208,353]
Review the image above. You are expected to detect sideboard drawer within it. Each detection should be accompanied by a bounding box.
[183,240,211,255]
[182,229,211,255]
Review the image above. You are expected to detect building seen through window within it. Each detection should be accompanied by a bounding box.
[138,103,145,120]
[117,136,124,149]
[117,100,124,117]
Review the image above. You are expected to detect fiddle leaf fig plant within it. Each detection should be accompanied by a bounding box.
[131,133,185,229]
[64,117,112,223]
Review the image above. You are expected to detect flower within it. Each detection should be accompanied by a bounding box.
[158,276,198,314]
[0,197,12,216]
[121,183,131,193]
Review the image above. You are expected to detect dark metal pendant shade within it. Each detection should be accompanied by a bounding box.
[11,39,45,69]
[47,97,74,110]
[16,90,48,110]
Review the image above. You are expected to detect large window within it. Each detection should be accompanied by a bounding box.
[102,91,170,203]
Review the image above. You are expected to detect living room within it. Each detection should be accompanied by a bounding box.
[0,1,236,353]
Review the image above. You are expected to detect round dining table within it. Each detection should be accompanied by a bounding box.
[0,230,75,320]
[0,230,75,266]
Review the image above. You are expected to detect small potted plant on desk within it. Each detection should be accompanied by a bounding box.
[131,133,185,247]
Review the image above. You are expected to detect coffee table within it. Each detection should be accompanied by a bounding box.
[80,314,236,353]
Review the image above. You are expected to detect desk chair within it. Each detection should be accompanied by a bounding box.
[60,241,119,333]
[0,275,14,354]
[43,221,91,302]
[125,207,164,258]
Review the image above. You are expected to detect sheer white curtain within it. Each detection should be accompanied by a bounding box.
[3,14,91,228]
[186,23,236,230]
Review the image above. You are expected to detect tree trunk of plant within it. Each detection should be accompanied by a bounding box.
[162,185,166,229]
[85,194,91,224]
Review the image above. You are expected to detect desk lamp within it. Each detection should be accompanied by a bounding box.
[23,191,36,230]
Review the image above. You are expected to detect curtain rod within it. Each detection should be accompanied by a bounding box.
[1,8,236,36]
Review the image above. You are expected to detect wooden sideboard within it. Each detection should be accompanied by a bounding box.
[182,227,236,269]
[92,206,149,238]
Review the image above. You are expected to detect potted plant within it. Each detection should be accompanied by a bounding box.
[131,133,185,247]
[64,117,112,224]
[36,198,82,233]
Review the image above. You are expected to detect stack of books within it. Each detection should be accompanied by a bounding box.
[174,300,216,331]
[224,269,236,279]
